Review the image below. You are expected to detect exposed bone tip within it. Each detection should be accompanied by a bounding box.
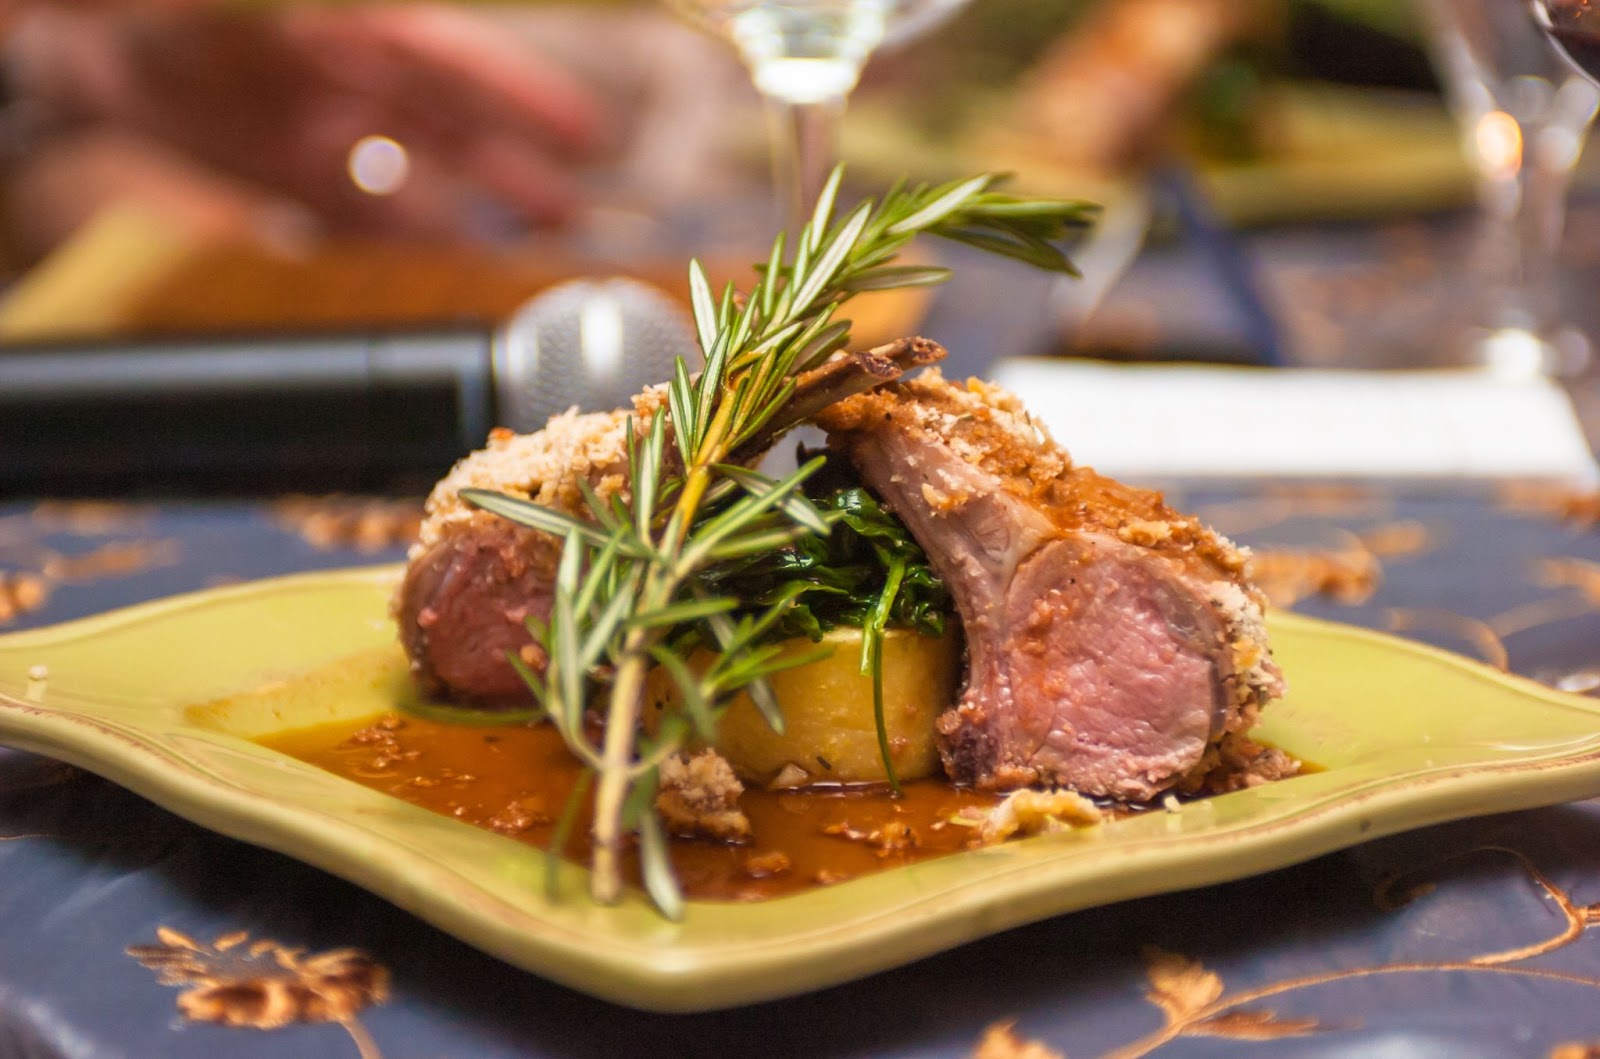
[852,348,903,378]
[905,336,947,365]
[855,336,948,377]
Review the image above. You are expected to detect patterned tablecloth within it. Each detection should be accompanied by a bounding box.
[0,483,1598,1059]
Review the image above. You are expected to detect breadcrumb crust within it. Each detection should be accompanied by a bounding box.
[412,387,668,559]
[814,369,1250,580]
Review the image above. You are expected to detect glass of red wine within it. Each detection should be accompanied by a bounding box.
[1419,0,1600,376]
[1534,1,1600,82]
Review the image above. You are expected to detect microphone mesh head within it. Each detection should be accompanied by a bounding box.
[493,277,700,434]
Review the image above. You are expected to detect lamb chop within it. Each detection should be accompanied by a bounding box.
[396,339,946,704]
[399,338,1288,802]
[814,370,1287,801]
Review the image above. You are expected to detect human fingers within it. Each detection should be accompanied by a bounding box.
[285,5,610,161]
[456,132,585,229]
[275,11,598,229]
[4,130,306,261]
[284,102,472,237]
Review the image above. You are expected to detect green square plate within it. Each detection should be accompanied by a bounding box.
[1,566,1598,1012]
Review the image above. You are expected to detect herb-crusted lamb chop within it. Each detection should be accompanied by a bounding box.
[815,370,1290,800]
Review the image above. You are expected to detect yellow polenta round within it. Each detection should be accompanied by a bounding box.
[648,627,960,786]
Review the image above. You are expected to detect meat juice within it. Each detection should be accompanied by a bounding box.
[262,710,1008,902]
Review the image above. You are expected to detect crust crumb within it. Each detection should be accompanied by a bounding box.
[768,763,812,790]
[1204,581,1286,717]
[956,788,1103,846]
[1116,517,1174,546]
[656,750,752,843]
[821,819,921,857]
[741,850,792,878]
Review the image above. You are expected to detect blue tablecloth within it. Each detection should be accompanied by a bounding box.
[1,485,1598,1058]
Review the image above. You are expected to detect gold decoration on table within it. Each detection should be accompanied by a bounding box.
[972,1020,1064,1059]
[1055,946,1336,1056]
[1383,608,1510,670]
[1500,482,1600,527]
[1177,1009,1328,1040]
[1210,493,1592,684]
[1096,845,1600,1056]
[27,501,152,535]
[0,541,184,624]
[1533,557,1600,603]
[1190,482,1578,691]
[1373,846,1600,964]
[271,496,424,554]
[0,573,51,625]
[1140,947,1224,1023]
[1359,520,1437,560]
[1485,558,1600,647]
[1248,541,1381,607]
[1194,485,1391,538]
[127,927,389,1059]
[1193,481,1439,612]
[1132,947,1329,1043]
[0,503,181,626]
[1243,519,1438,609]
[40,540,182,582]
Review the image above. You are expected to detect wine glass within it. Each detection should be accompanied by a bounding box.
[1419,0,1600,377]
[663,0,970,228]
[1533,1,1600,83]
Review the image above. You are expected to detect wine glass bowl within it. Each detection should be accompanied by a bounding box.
[664,0,971,226]
[1533,0,1600,83]
[712,2,898,101]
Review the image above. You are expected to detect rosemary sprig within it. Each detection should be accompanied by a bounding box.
[465,169,1093,914]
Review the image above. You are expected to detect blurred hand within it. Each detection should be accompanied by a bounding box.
[6,3,613,240]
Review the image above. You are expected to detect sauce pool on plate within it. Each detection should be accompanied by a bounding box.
[262,712,1009,901]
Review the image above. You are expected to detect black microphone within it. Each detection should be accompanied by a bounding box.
[0,279,696,496]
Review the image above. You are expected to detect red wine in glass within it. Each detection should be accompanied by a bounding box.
[1536,0,1600,81]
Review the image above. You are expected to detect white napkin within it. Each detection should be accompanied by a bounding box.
[989,360,1600,483]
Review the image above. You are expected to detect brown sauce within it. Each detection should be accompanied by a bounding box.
[262,712,1008,902]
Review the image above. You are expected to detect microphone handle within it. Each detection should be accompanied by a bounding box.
[0,329,497,496]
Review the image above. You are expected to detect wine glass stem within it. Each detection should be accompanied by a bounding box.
[1476,126,1573,335]
[765,91,847,233]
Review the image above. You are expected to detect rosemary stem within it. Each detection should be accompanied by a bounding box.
[675,468,714,546]
[589,620,655,904]
[593,453,721,903]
